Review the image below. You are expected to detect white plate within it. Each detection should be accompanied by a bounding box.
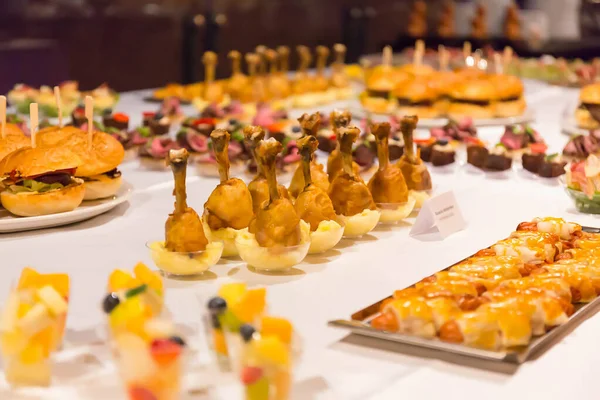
[561,116,589,137]
[350,108,535,128]
[0,181,132,233]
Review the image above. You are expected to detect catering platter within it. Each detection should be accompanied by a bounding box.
[560,116,588,137]
[0,181,132,233]
[350,107,535,128]
[329,225,600,364]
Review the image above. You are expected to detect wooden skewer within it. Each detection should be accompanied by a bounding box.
[54,86,63,128]
[473,51,481,69]
[85,95,94,150]
[277,46,290,73]
[414,41,424,67]
[415,39,425,58]
[30,103,38,148]
[0,95,6,139]
[438,45,449,71]
[463,41,472,62]
[494,53,502,74]
[382,45,392,67]
[503,46,513,72]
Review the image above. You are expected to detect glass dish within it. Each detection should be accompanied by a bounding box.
[113,320,184,400]
[409,189,432,210]
[376,197,417,224]
[564,186,600,214]
[202,216,243,257]
[235,223,310,272]
[138,157,169,171]
[146,241,224,277]
[308,220,344,254]
[336,209,381,238]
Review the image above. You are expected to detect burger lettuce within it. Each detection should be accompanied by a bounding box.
[8,179,65,194]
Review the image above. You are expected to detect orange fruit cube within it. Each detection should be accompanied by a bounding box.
[17,268,41,290]
[108,269,139,292]
[133,263,163,295]
[231,288,266,323]
[42,274,69,299]
[260,316,293,345]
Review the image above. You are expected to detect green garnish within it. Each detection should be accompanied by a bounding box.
[494,143,508,149]
[231,129,244,142]
[545,153,558,161]
[9,180,64,193]
[137,126,151,137]
[219,309,242,333]
[105,126,121,134]
[125,284,147,298]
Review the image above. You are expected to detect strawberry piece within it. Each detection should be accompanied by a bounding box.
[241,366,263,385]
[128,386,158,400]
[150,338,182,365]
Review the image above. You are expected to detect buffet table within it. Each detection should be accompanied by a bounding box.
[3,81,599,400]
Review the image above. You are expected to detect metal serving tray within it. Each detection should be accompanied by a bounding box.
[329,226,600,364]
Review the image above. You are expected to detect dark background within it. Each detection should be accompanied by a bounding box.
[1,0,600,93]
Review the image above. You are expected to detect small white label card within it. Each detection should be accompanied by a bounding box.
[410,191,466,239]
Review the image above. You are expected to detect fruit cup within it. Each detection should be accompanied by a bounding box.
[102,283,164,341]
[205,283,267,371]
[113,318,186,400]
[1,283,69,387]
[238,323,293,400]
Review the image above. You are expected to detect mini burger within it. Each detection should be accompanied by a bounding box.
[393,77,439,118]
[0,124,29,161]
[360,68,405,114]
[447,79,496,120]
[0,146,85,216]
[576,83,600,130]
[398,63,435,77]
[428,71,464,115]
[54,129,125,200]
[487,74,526,117]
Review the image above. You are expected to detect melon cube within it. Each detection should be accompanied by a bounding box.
[17,303,53,337]
[1,291,20,332]
[36,285,68,316]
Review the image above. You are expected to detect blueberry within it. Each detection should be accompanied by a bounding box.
[169,335,187,347]
[437,139,449,146]
[154,112,164,120]
[229,118,238,125]
[240,324,256,342]
[207,296,227,313]
[292,126,301,133]
[102,293,120,314]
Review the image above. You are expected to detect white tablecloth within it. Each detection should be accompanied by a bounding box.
[2,81,599,400]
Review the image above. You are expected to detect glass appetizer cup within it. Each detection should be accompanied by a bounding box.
[563,185,600,214]
[113,319,185,400]
[235,222,311,272]
[307,220,345,254]
[139,157,170,171]
[336,209,381,238]
[201,311,233,371]
[202,216,243,257]
[1,286,69,387]
[409,189,432,211]
[146,241,224,278]
[376,197,417,224]
[237,324,297,400]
